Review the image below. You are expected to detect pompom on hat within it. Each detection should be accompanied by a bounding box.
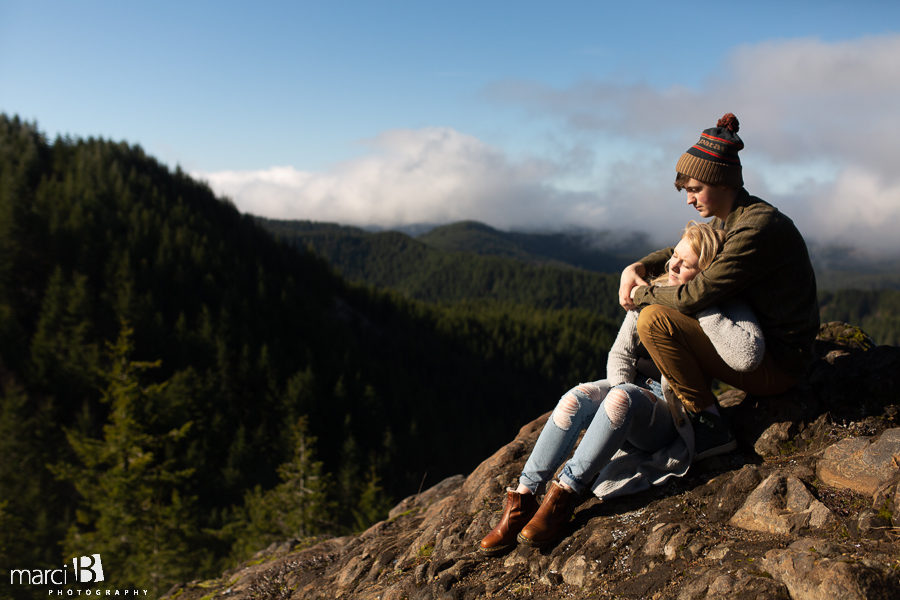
[676,113,744,187]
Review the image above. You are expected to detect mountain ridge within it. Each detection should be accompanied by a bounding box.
[259,218,900,345]
[258,217,626,318]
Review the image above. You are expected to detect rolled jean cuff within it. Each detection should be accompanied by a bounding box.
[558,469,586,496]
[517,475,541,495]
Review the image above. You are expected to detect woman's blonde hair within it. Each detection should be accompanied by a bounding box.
[652,221,726,285]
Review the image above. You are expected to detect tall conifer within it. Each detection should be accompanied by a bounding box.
[222,416,334,560]
[52,322,197,596]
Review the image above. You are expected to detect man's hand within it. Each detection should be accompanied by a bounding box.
[619,262,649,311]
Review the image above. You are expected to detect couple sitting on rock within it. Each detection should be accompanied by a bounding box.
[480,113,820,555]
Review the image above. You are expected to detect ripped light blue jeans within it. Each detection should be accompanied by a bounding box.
[519,380,677,495]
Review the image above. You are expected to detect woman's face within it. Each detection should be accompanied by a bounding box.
[668,237,701,286]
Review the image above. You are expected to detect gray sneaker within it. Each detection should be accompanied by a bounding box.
[690,411,737,460]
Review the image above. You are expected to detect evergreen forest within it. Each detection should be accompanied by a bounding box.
[0,115,620,597]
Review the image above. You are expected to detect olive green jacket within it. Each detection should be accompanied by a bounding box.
[632,189,819,372]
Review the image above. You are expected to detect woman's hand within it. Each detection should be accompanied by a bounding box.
[619,262,648,310]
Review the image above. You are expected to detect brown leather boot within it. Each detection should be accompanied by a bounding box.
[517,481,577,546]
[479,489,539,555]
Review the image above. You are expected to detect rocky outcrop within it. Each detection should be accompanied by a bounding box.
[817,428,900,496]
[729,474,835,534]
[165,323,900,600]
[762,539,896,600]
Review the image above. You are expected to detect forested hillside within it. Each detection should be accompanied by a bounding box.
[0,115,619,597]
[417,220,649,272]
[819,289,900,345]
[259,218,624,320]
[262,221,900,347]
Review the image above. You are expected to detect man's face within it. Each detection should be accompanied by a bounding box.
[683,178,734,220]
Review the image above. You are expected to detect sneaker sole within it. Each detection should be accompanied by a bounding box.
[694,438,737,461]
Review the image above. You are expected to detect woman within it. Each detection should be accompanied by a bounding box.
[479,221,764,555]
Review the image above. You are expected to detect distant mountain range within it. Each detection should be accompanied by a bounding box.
[257,218,638,317]
[806,243,900,291]
[260,218,900,292]
[258,218,900,347]
[263,218,652,271]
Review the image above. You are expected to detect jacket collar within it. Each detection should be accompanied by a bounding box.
[723,188,753,230]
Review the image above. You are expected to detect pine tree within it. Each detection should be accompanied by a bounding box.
[51,322,198,596]
[0,377,67,581]
[223,416,334,560]
[29,268,100,404]
[271,416,334,537]
[352,465,392,532]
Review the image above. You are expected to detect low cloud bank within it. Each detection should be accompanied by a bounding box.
[196,34,900,255]
[198,127,602,231]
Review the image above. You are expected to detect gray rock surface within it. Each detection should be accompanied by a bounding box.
[729,473,835,534]
[762,547,895,600]
[816,427,900,496]
[872,473,900,526]
[753,420,794,457]
[163,325,900,600]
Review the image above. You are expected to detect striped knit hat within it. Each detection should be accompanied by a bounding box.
[676,113,744,187]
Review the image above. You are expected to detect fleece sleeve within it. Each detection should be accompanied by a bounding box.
[606,311,640,386]
[696,301,765,372]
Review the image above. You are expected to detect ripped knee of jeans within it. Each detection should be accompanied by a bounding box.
[604,388,632,429]
[551,392,579,430]
[575,382,607,404]
[552,383,606,430]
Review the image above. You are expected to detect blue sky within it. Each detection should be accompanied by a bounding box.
[3,1,900,251]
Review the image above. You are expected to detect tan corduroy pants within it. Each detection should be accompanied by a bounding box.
[636,305,796,413]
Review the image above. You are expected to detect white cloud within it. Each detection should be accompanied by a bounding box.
[198,34,900,254]
[482,34,900,252]
[485,35,900,164]
[806,167,900,248]
[196,127,604,231]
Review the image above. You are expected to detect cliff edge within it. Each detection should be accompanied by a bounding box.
[165,322,900,600]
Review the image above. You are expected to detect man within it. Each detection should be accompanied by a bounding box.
[618,113,819,458]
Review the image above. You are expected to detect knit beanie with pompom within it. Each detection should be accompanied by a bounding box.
[676,113,744,187]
